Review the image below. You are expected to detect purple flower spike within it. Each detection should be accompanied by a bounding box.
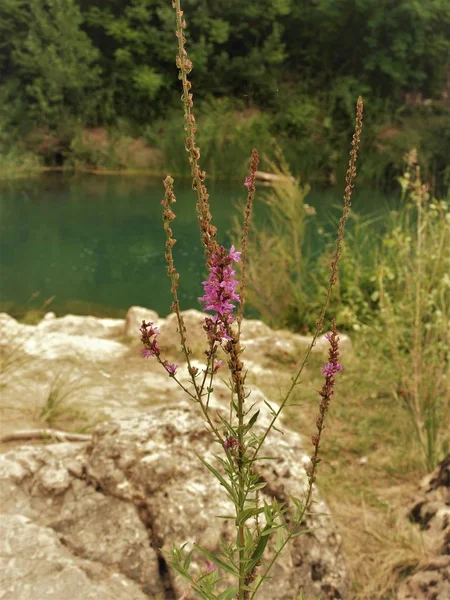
[164,363,178,376]
[199,246,241,326]
[322,362,343,377]
[140,320,160,358]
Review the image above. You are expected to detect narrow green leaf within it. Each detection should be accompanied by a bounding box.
[197,455,235,499]
[288,494,304,510]
[218,589,239,600]
[263,399,277,415]
[291,527,316,538]
[247,409,260,429]
[246,527,271,573]
[217,413,235,433]
[169,562,194,583]
[272,424,284,435]
[194,545,239,576]
[247,455,278,463]
[263,501,272,522]
[275,527,285,552]
[244,400,258,415]
[250,481,267,491]
[237,506,265,526]
[260,524,284,536]
[183,548,193,570]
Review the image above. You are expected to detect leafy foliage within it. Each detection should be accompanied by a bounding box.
[2,0,101,125]
[1,0,449,182]
[240,148,449,471]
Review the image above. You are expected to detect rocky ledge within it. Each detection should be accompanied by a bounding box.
[0,307,350,599]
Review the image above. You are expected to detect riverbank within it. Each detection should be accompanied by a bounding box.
[2,102,449,191]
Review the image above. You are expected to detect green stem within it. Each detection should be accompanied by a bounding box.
[238,374,245,599]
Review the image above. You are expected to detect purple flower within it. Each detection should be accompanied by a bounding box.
[164,363,178,376]
[199,246,241,337]
[205,560,217,573]
[140,321,159,340]
[214,359,223,372]
[244,176,251,189]
[324,332,332,340]
[140,320,160,357]
[224,436,239,450]
[228,245,241,262]
[322,362,343,377]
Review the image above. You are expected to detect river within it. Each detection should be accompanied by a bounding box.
[0,173,394,320]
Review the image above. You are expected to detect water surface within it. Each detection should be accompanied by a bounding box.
[0,173,393,319]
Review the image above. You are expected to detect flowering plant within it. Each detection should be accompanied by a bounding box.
[141,1,363,598]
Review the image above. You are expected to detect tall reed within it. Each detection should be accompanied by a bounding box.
[376,150,450,471]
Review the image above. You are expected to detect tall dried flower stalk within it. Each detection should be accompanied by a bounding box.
[173,0,217,257]
[238,148,259,330]
[246,96,363,469]
[248,322,343,599]
[316,95,364,333]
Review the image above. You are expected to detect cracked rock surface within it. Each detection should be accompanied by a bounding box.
[397,454,450,600]
[0,308,350,598]
[0,405,348,599]
[0,514,150,600]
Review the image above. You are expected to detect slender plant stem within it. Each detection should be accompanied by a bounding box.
[161,178,226,446]
[238,392,246,600]
[245,99,363,501]
[412,179,426,457]
[237,149,259,335]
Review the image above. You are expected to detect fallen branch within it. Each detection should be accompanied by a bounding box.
[255,170,295,184]
[0,429,92,443]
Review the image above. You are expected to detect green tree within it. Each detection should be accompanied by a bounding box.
[284,0,450,101]
[10,0,101,126]
[82,0,174,122]
[1,0,449,182]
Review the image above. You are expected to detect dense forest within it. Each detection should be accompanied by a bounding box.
[1,0,449,186]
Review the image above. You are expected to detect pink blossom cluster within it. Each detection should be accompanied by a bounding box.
[140,320,178,376]
[140,321,160,358]
[322,331,343,377]
[223,435,239,450]
[321,362,343,377]
[199,245,241,342]
[164,362,178,376]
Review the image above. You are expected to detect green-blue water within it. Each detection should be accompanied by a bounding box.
[0,173,394,319]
